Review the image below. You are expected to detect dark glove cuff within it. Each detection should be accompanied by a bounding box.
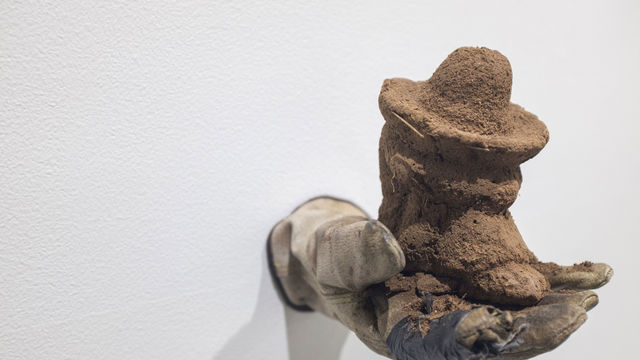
[386,311,493,360]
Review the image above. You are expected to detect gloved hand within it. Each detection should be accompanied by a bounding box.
[268,196,404,357]
[268,197,612,360]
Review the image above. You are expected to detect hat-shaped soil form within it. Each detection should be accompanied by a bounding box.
[378,47,549,166]
[378,47,551,306]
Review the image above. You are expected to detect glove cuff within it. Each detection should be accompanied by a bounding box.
[386,312,493,360]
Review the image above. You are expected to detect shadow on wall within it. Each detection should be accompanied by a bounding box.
[214,247,350,360]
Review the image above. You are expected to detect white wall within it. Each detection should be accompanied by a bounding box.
[1,1,638,359]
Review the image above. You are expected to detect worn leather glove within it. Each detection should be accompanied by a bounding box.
[268,196,404,356]
[268,197,612,360]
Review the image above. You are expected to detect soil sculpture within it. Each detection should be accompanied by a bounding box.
[267,47,613,360]
[378,47,609,306]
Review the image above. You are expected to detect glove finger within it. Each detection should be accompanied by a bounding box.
[535,261,613,290]
[455,306,516,351]
[499,303,586,359]
[537,290,599,311]
[317,218,405,291]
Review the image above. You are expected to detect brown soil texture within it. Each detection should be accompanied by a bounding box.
[534,261,594,277]
[378,47,553,306]
[385,273,473,336]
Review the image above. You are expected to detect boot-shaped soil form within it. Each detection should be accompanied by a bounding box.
[378,47,551,306]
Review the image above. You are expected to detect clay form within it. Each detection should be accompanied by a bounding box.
[378,47,610,306]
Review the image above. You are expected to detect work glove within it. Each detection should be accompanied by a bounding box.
[268,197,612,360]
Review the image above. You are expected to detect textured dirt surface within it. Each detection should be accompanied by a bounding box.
[385,273,473,336]
[378,47,552,306]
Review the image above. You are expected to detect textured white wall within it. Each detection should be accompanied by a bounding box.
[1,1,638,359]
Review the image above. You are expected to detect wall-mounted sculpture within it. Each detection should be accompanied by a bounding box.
[267,47,613,360]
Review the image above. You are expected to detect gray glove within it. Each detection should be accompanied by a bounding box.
[268,197,612,360]
[268,196,404,357]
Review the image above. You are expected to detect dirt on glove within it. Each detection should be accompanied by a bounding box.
[377,47,584,307]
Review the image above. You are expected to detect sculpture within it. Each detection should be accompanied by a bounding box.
[268,47,612,359]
